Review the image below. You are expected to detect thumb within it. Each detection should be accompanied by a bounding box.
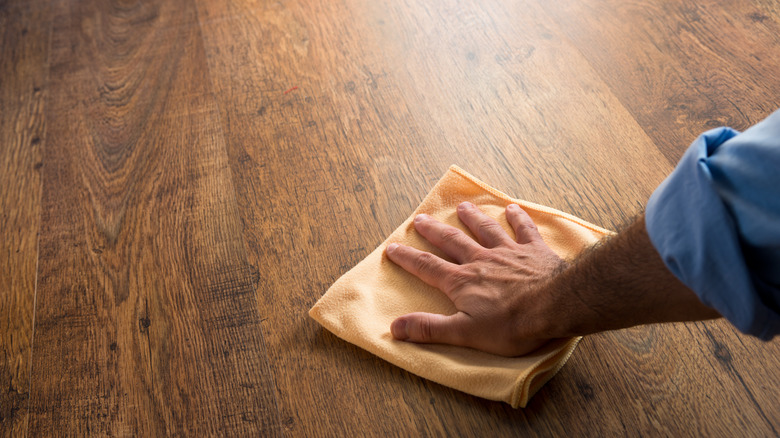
[391,312,469,346]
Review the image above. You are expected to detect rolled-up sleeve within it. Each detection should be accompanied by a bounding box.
[645,110,780,340]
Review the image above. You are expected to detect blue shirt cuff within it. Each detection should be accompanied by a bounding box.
[645,126,780,340]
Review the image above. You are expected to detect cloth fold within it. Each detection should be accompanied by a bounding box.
[310,166,611,407]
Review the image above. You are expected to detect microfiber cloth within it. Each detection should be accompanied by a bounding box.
[309,165,612,407]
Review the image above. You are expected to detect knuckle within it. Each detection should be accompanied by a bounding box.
[477,220,501,236]
[447,266,485,291]
[470,265,488,283]
[439,228,462,243]
[414,251,439,274]
[469,247,491,262]
[520,216,539,232]
[448,269,473,290]
[418,316,434,341]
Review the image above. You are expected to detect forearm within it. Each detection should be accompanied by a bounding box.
[539,214,721,338]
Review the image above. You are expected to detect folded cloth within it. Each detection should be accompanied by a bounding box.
[309,165,612,407]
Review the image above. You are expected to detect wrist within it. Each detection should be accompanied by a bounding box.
[521,260,584,339]
[533,257,613,338]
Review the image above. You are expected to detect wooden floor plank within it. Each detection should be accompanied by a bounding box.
[355,0,671,228]
[533,2,780,435]
[27,0,280,435]
[539,0,780,164]
[3,0,775,435]
[193,0,777,436]
[0,1,51,436]
[528,320,780,437]
[195,1,461,435]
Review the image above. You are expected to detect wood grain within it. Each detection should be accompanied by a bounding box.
[196,0,777,436]
[358,0,675,226]
[539,0,780,164]
[1,0,777,435]
[26,0,279,435]
[0,1,51,435]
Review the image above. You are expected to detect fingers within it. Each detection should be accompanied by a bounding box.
[391,312,471,346]
[412,214,481,263]
[506,204,542,244]
[456,202,513,248]
[386,243,458,292]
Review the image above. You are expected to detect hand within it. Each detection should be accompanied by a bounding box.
[385,202,565,357]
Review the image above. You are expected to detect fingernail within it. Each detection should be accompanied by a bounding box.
[458,202,472,210]
[507,204,520,211]
[414,214,428,223]
[392,319,408,340]
[386,243,399,254]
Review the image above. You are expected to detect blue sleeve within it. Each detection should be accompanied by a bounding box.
[645,109,780,340]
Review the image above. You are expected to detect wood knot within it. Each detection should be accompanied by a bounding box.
[577,381,595,401]
[712,341,732,365]
[748,12,769,22]
[139,317,151,332]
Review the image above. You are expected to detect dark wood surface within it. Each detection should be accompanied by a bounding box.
[0,1,50,435]
[1,0,778,436]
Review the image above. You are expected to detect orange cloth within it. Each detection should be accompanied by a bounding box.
[309,166,612,407]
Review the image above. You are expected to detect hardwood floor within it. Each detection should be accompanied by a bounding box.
[1,0,778,436]
[540,0,780,163]
[0,1,50,435]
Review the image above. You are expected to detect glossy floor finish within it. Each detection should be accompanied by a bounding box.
[1,0,779,435]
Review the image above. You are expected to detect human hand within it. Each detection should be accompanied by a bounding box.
[385,202,565,357]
